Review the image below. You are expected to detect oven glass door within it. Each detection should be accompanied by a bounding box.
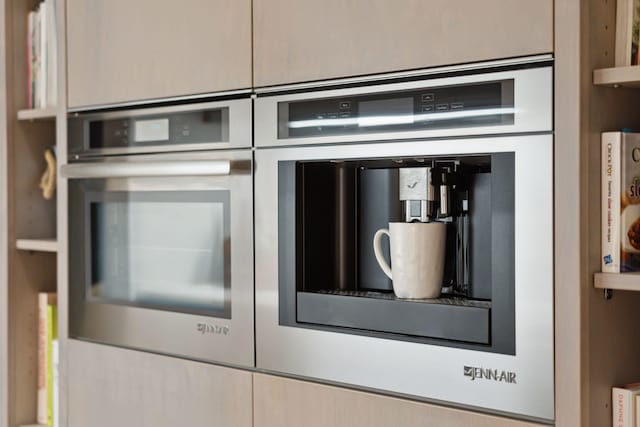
[66,151,254,367]
[87,189,231,317]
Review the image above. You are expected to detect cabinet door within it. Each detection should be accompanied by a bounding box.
[67,0,251,108]
[67,340,253,427]
[253,0,552,87]
[253,373,547,427]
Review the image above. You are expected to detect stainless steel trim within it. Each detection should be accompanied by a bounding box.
[254,54,553,93]
[254,66,552,148]
[61,160,232,179]
[67,88,253,113]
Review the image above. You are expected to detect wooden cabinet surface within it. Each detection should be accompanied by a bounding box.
[67,340,253,427]
[253,0,553,87]
[253,373,546,427]
[67,0,252,108]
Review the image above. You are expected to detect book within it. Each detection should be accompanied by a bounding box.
[613,383,640,427]
[37,292,57,426]
[26,0,57,109]
[52,339,59,427]
[616,0,640,66]
[601,132,640,272]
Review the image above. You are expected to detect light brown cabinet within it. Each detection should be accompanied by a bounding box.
[253,0,553,87]
[66,0,252,108]
[67,340,253,427]
[253,373,546,427]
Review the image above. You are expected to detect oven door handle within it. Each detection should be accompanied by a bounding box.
[60,160,236,179]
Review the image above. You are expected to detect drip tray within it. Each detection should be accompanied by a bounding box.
[296,290,491,344]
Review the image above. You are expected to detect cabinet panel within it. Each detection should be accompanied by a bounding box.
[253,0,553,87]
[67,340,253,427]
[67,0,251,108]
[253,373,546,427]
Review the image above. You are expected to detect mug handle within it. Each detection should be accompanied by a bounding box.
[373,228,392,279]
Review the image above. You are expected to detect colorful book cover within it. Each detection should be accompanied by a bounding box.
[602,132,640,272]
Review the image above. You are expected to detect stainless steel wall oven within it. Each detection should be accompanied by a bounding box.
[254,60,554,421]
[63,97,254,368]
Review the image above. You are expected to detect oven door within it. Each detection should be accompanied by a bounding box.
[63,150,253,368]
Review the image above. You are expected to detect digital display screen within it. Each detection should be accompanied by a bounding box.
[135,119,169,142]
[358,97,414,127]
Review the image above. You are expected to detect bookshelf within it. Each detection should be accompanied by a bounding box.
[0,0,66,425]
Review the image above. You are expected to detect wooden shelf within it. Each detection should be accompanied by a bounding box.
[15,238,58,253]
[594,272,640,291]
[593,65,640,88]
[17,107,57,121]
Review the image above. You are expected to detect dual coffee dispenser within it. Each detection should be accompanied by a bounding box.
[278,152,515,353]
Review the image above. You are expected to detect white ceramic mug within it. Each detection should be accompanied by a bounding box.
[372,222,447,299]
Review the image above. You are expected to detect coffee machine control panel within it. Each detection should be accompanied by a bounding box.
[278,79,514,139]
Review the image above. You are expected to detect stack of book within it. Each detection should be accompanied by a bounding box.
[26,0,57,109]
[37,292,58,427]
[601,132,640,273]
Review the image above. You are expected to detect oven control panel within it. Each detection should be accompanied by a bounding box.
[69,106,231,155]
[277,80,514,139]
[87,109,227,150]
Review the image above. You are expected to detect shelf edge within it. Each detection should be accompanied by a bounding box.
[594,272,640,291]
[15,238,59,253]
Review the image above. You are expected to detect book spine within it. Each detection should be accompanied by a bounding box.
[52,339,59,427]
[37,293,47,425]
[39,0,47,110]
[613,387,632,427]
[47,0,57,107]
[603,132,622,272]
[47,304,57,426]
[616,0,634,66]
[26,12,33,109]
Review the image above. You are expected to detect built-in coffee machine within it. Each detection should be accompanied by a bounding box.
[280,153,514,352]
[254,58,554,422]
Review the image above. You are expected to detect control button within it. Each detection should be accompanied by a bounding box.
[182,130,190,137]
[122,121,129,128]
[316,115,325,120]
[328,114,338,120]
[339,101,351,110]
[339,112,351,118]
[436,104,449,111]
[115,130,122,137]
[422,94,435,102]
[123,129,128,136]
[451,102,464,110]
[422,105,434,112]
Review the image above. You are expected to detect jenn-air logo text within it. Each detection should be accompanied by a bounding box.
[463,366,517,384]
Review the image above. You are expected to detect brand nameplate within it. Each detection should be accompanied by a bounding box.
[463,365,516,384]
[197,323,230,336]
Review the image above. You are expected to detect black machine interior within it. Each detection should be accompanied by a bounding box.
[278,152,516,354]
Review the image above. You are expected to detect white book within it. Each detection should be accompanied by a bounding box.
[616,0,635,66]
[27,11,34,108]
[33,6,40,110]
[601,132,640,272]
[45,0,57,107]
[613,384,640,427]
[39,0,47,109]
